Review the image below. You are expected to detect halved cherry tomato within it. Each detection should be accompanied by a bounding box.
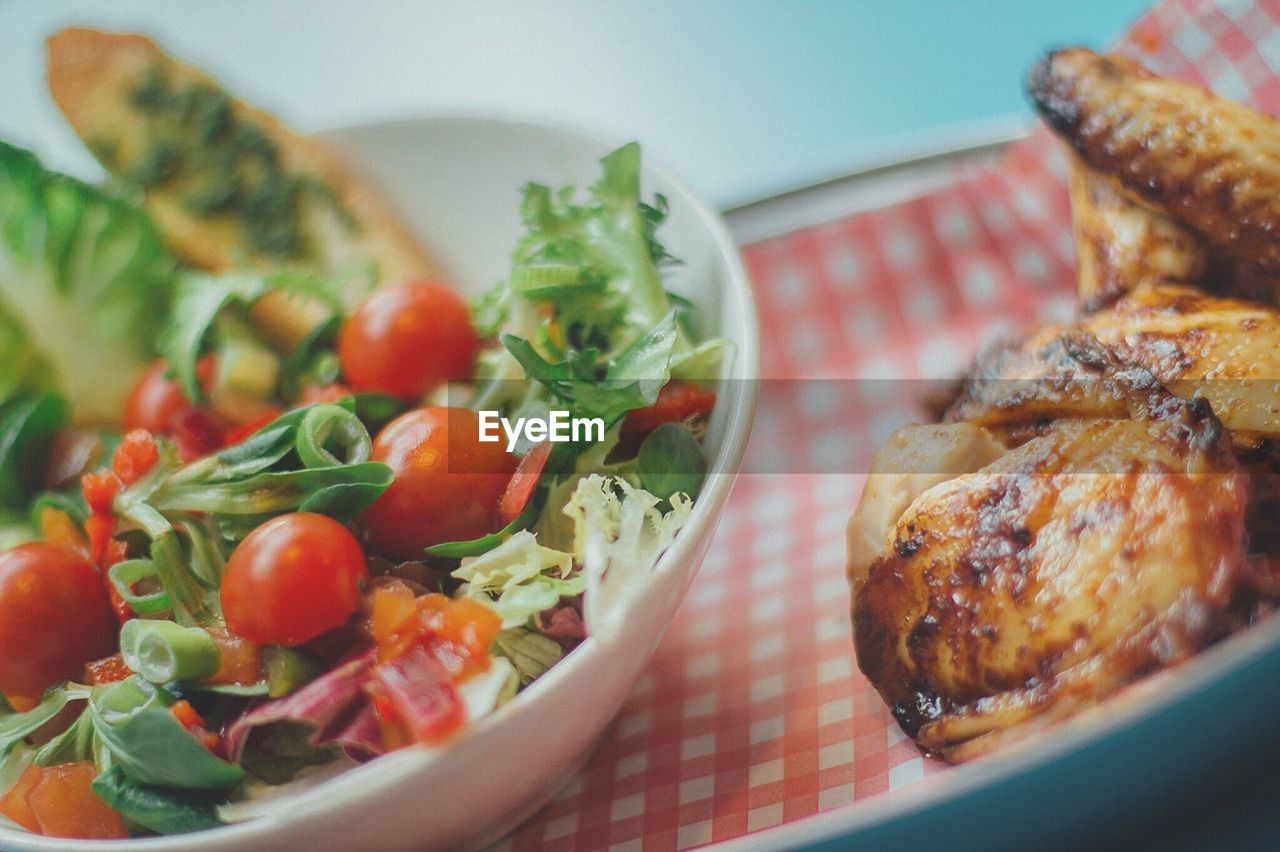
[338,282,479,401]
[221,513,368,647]
[622,381,717,434]
[498,441,552,525]
[362,408,517,560]
[0,544,116,703]
[25,762,128,839]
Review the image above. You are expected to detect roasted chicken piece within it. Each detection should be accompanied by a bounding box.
[946,284,1280,444]
[1030,48,1280,271]
[853,395,1253,761]
[1067,155,1207,308]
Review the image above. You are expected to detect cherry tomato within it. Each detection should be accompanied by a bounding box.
[338,282,480,401]
[362,408,517,559]
[123,360,190,434]
[0,544,116,702]
[498,441,552,525]
[622,381,717,434]
[221,513,368,647]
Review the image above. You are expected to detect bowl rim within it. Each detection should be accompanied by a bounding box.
[0,111,760,850]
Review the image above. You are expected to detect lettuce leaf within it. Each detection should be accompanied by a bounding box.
[451,530,582,629]
[470,142,710,415]
[564,475,692,637]
[0,141,177,423]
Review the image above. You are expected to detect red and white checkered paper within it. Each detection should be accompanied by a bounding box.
[503,1,1280,848]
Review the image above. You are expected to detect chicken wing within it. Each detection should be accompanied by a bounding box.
[1067,154,1207,308]
[1029,48,1280,270]
[946,284,1280,443]
[853,401,1251,761]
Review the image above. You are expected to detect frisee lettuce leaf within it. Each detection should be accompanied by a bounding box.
[565,475,693,637]
[470,142,710,416]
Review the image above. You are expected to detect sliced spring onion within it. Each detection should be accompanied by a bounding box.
[295,403,371,468]
[108,559,173,616]
[119,620,221,684]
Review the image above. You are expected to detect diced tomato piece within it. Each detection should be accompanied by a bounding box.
[171,699,203,730]
[83,653,132,685]
[37,508,88,558]
[206,627,262,685]
[171,700,220,752]
[300,383,354,405]
[221,406,283,447]
[370,584,422,664]
[372,646,465,745]
[498,440,552,525]
[111,429,159,486]
[622,381,717,434]
[0,764,43,833]
[26,762,128,839]
[80,470,120,516]
[417,593,501,680]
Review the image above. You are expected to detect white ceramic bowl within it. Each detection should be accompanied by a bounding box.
[0,116,759,852]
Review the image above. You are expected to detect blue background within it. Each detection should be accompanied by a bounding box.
[1,0,1148,207]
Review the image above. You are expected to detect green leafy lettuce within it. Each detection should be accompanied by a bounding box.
[0,141,177,422]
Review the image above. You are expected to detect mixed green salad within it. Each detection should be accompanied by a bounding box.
[0,126,724,839]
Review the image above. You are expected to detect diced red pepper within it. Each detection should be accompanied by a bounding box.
[111,429,159,486]
[622,381,717,434]
[171,700,220,752]
[80,470,120,516]
[84,514,114,569]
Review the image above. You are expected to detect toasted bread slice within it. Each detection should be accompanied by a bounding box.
[46,27,434,292]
